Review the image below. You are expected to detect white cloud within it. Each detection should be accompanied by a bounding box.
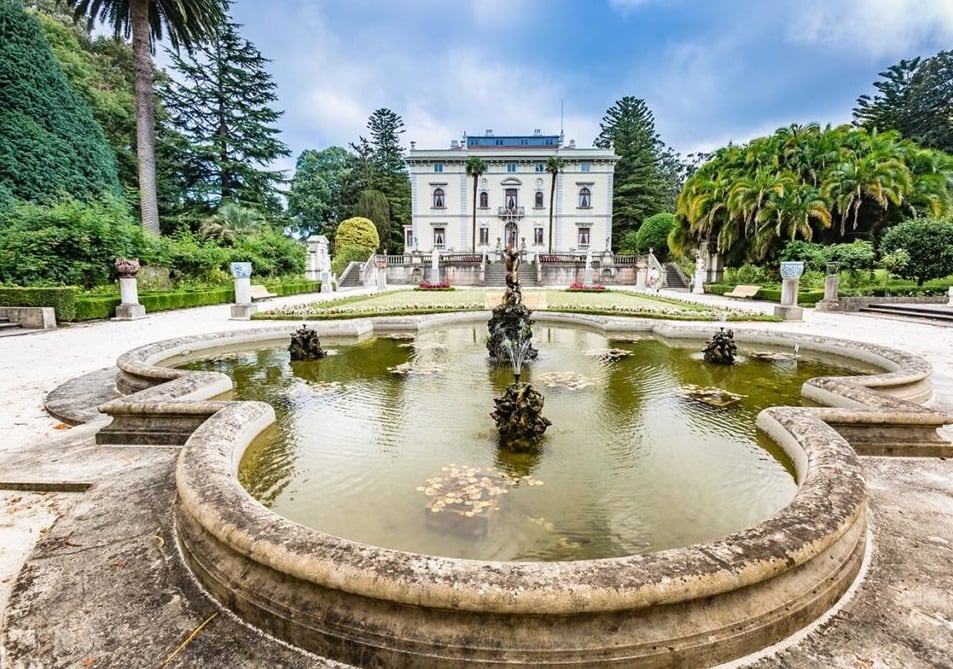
[788,0,953,57]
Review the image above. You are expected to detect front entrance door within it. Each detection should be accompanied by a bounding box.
[504,222,519,250]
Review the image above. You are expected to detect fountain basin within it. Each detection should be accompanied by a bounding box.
[99,313,952,667]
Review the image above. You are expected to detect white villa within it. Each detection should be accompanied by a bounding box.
[405,130,618,256]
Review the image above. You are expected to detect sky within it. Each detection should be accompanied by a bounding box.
[224,0,953,174]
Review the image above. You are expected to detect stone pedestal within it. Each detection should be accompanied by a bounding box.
[692,270,706,295]
[774,262,805,321]
[635,261,647,289]
[230,262,258,320]
[113,276,147,320]
[823,274,840,302]
[948,286,953,306]
[773,304,804,320]
[320,270,332,293]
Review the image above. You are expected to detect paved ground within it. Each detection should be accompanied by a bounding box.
[0,286,951,668]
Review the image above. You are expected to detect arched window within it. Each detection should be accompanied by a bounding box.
[578,187,591,209]
[534,191,544,208]
[433,188,445,209]
[479,191,489,208]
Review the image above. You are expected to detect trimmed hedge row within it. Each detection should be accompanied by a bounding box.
[73,281,323,321]
[0,287,80,320]
[705,284,826,306]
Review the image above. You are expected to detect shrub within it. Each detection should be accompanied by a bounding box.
[779,240,827,271]
[825,241,876,286]
[230,228,306,277]
[727,263,770,284]
[0,196,149,288]
[634,213,675,260]
[0,286,79,320]
[335,216,380,250]
[879,218,953,286]
[331,244,372,276]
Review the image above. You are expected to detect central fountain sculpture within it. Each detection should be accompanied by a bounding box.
[487,246,550,448]
[486,246,538,365]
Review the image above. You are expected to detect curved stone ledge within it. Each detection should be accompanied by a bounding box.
[96,313,951,667]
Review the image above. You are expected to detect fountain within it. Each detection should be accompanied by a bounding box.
[89,313,953,667]
[287,324,326,360]
[490,336,551,451]
[703,327,737,364]
[487,246,538,364]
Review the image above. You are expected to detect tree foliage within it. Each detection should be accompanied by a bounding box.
[335,216,379,251]
[160,15,288,213]
[879,217,953,285]
[594,96,681,246]
[0,0,120,204]
[352,189,390,250]
[61,0,227,235]
[633,212,675,259]
[854,51,953,155]
[673,123,953,264]
[0,195,144,287]
[545,156,563,253]
[287,146,351,240]
[346,108,410,252]
[466,156,486,253]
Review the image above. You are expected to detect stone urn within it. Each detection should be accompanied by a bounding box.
[114,258,141,278]
[779,261,805,280]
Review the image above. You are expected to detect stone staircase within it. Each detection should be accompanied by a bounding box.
[484,260,537,287]
[336,262,362,288]
[858,303,953,324]
[664,262,689,290]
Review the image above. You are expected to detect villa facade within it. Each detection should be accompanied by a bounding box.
[405,130,618,256]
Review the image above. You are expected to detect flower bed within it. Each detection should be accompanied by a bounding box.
[416,282,454,291]
[566,283,607,292]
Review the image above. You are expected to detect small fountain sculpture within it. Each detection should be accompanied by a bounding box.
[487,246,538,364]
[491,336,551,452]
[288,324,326,360]
[703,327,737,365]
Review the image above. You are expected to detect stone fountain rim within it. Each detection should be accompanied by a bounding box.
[100,311,931,616]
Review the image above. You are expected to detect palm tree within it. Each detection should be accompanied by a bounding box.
[63,0,226,236]
[545,155,564,253]
[465,156,486,253]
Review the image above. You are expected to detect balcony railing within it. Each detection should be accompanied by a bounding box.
[497,206,525,219]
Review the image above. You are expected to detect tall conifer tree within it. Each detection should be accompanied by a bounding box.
[161,16,289,213]
[0,0,120,204]
[594,96,673,247]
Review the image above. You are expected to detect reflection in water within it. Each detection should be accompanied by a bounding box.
[179,326,873,562]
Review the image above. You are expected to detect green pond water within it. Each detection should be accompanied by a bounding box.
[180,324,875,562]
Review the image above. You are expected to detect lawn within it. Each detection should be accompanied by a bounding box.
[255,288,777,322]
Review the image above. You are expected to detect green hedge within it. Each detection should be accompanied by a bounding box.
[69,279,323,321]
[705,284,826,306]
[0,286,79,320]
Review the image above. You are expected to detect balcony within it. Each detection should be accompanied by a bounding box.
[497,206,525,220]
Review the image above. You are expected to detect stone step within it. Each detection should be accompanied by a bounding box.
[0,319,21,331]
[859,303,953,323]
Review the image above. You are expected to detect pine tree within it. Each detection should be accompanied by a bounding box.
[160,15,289,213]
[594,96,673,246]
[348,108,411,252]
[0,0,120,204]
[853,51,953,155]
